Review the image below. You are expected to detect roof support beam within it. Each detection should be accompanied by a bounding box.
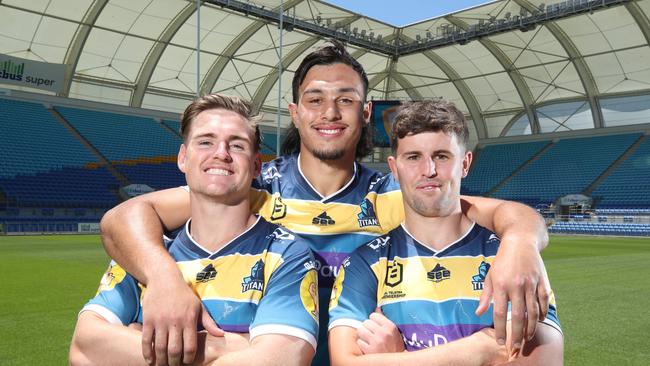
[130,3,196,107]
[515,0,604,129]
[200,0,303,96]
[446,15,539,136]
[60,0,108,98]
[420,48,487,139]
[249,15,360,112]
[626,2,650,46]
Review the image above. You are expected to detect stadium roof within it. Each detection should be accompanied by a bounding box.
[2,0,649,144]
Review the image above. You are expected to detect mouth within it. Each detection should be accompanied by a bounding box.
[416,181,442,191]
[313,124,346,137]
[205,168,233,176]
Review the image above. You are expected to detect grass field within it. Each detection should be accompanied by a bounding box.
[0,234,648,365]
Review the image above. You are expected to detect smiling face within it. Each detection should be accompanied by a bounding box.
[288,63,371,162]
[388,131,472,218]
[178,108,261,204]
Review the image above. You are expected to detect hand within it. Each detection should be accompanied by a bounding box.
[356,308,405,354]
[475,239,550,355]
[141,276,223,366]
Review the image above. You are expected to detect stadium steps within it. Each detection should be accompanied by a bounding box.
[485,140,556,196]
[583,134,648,196]
[160,119,182,139]
[48,107,131,188]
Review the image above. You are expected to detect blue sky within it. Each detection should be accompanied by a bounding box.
[324,0,492,26]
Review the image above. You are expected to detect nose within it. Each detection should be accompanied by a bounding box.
[424,157,436,177]
[213,141,232,162]
[321,99,342,121]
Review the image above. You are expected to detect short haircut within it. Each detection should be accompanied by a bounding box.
[390,99,469,152]
[180,93,261,152]
[281,40,373,159]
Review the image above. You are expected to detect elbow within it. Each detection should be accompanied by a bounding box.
[69,339,92,366]
[99,207,118,250]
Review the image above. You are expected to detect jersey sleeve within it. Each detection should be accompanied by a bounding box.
[328,249,379,331]
[250,240,319,351]
[79,261,141,325]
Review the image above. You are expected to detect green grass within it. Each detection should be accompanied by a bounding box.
[0,235,108,365]
[0,234,648,365]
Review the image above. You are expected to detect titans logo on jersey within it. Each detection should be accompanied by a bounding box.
[329,223,562,351]
[80,216,319,350]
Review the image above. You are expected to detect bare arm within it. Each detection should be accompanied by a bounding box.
[461,196,550,352]
[329,326,506,366]
[70,312,149,366]
[503,323,563,365]
[100,186,190,284]
[100,187,222,365]
[70,312,248,366]
[212,334,314,366]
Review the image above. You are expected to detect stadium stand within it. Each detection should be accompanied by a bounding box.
[491,133,642,206]
[549,221,650,237]
[0,98,98,177]
[591,137,650,208]
[55,106,181,161]
[462,140,550,195]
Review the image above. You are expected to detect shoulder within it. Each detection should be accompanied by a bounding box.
[348,228,399,264]
[254,155,296,187]
[363,169,400,194]
[261,218,311,257]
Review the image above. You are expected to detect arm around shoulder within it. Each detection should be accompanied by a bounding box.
[100,186,190,282]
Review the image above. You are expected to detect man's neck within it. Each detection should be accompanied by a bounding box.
[403,207,473,252]
[298,152,356,198]
[188,193,256,253]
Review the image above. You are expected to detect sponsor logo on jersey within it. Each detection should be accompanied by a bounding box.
[241,259,265,292]
[402,332,448,349]
[427,263,451,283]
[357,198,379,227]
[196,263,217,283]
[487,233,500,244]
[381,289,406,299]
[268,226,295,241]
[471,261,491,291]
[300,270,319,321]
[262,166,282,183]
[366,236,390,251]
[385,260,403,287]
[312,211,335,226]
[270,196,287,221]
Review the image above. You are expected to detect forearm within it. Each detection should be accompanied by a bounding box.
[212,335,313,366]
[70,312,148,366]
[330,327,499,366]
[100,187,190,283]
[501,323,564,366]
[461,196,547,251]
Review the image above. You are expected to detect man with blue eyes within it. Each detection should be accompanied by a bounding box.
[100,41,552,366]
[328,99,563,366]
[70,94,318,366]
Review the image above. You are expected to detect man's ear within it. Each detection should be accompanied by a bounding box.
[387,155,399,183]
[462,150,472,178]
[362,100,372,125]
[177,144,187,173]
[288,102,298,128]
[253,152,262,177]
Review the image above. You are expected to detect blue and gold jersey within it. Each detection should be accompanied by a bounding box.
[249,154,402,363]
[329,223,562,351]
[81,216,319,350]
